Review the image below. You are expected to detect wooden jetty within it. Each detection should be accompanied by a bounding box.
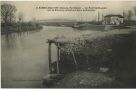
[43,36,84,87]
[43,37,72,87]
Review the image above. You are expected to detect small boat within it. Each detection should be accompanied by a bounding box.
[72,22,80,28]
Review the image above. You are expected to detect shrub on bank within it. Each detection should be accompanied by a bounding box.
[55,30,136,87]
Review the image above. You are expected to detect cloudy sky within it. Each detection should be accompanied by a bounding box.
[1,1,136,21]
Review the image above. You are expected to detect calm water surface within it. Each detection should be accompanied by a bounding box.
[1,26,98,88]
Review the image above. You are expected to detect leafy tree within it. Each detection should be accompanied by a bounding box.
[127,10,133,20]
[1,4,17,24]
[133,6,136,16]
[18,12,24,22]
[123,11,127,20]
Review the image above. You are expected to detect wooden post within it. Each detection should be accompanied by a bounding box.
[48,42,52,74]
[57,43,60,74]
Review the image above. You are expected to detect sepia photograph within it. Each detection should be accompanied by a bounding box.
[1,1,136,88]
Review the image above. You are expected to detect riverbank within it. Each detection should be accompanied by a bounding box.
[47,29,136,88]
[1,22,42,34]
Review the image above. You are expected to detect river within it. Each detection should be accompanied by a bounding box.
[1,26,99,88]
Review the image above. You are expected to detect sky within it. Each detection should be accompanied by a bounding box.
[1,1,136,21]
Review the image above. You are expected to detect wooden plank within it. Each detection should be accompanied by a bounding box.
[56,44,60,74]
[48,42,52,74]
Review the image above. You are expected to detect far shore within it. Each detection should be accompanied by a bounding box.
[1,22,43,34]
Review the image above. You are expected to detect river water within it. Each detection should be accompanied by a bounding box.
[1,26,99,88]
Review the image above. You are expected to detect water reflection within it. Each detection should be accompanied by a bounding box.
[1,26,77,88]
[1,26,98,88]
[4,34,17,49]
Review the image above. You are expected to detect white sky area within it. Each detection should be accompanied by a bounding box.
[1,1,136,21]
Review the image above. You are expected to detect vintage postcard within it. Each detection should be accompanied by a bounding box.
[1,1,136,88]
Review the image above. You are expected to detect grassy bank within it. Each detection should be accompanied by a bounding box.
[51,29,136,88]
[1,22,42,34]
[53,71,123,88]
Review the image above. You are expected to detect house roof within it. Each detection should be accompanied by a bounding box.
[104,15,124,18]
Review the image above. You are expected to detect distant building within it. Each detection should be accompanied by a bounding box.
[103,15,124,25]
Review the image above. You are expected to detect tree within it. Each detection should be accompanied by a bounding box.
[127,10,133,20]
[1,4,17,24]
[123,11,127,20]
[133,6,136,16]
[18,12,24,22]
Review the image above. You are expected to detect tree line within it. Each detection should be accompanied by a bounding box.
[123,6,136,20]
[1,3,42,34]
